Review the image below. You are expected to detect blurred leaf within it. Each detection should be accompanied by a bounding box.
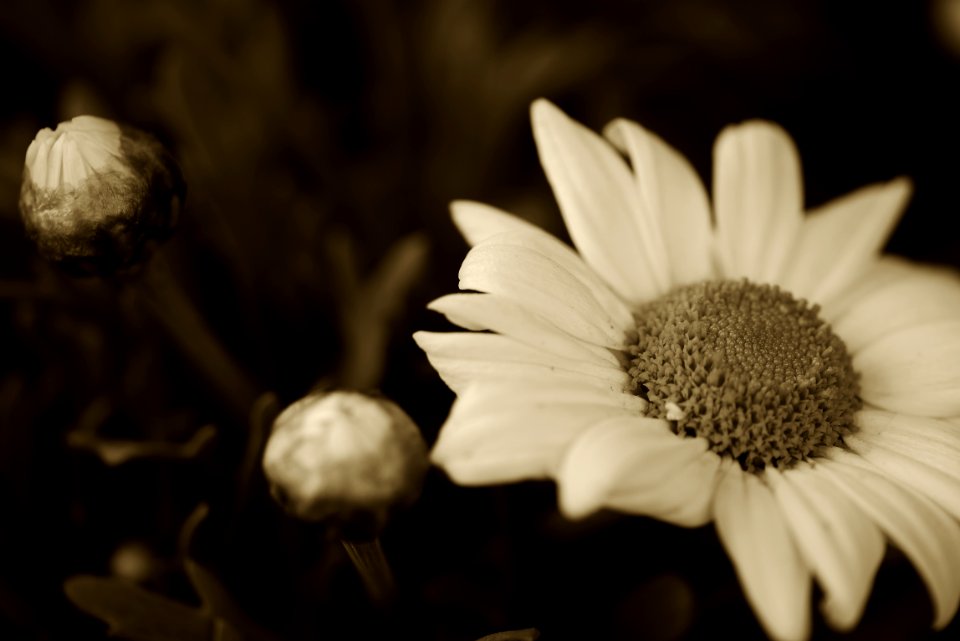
[185,561,243,623]
[235,392,280,512]
[176,507,241,624]
[67,423,217,466]
[362,233,430,321]
[178,503,211,559]
[64,575,243,641]
[336,232,430,389]
[178,505,279,641]
[184,561,280,641]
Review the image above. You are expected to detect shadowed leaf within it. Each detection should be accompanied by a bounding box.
[67,425,217,466]
[184,561,280,641]
[64,575,243,641]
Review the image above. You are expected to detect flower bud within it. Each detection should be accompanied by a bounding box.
[262,391,429,539]
[19,115,185,275]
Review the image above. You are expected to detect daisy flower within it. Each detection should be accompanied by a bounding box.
[414,99,960,640]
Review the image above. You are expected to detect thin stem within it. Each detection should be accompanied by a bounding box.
[232,391,279,518]
[340,538,396,607]
[136,253,260,418]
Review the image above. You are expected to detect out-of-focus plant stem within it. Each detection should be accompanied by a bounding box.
[341,538,396,607]
[137,252,261,419]
[332,232,429,391]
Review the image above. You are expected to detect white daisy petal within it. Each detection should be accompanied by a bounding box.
[855,409,960,480]
[781,179,912,307]
[817,255,915,325]
[713,121,803,285]
[465,224,636,332]
[713,463,811,641]
[460,244,626,349]
[459,242,630,348]
[428,293,620,366]
[413,331,627,395]
[855,320,960,417]
[769,464,884,631]
[450,200,544,246]
[820,450,960,629]
[829,259,960,354]
[420,104,960,638]
[460,221,633,336]
[452,202,637,332]
[556,416,720,526]
[604,118,715,286]
[432,382,645,484]
[606,451,721,527]
[531,99,667,302]
[845,431,960,520]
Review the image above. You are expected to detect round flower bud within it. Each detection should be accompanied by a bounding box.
[19,115,185,275]
[262,391,429,539]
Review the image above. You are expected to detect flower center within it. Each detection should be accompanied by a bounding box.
[626,279,861,473]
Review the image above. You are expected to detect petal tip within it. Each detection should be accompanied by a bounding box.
[531,98,573,141]
[601,117,641,150]
[530,97,561,121]
[449,200,534,246]
[411,330,434,351]
[558,487,602,521]
[449,200,485,240]
[715,119,798,154]
[886,175,914,203]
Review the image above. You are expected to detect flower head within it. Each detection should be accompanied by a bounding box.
[415,99,960,640]
[19,115,185,275]
[262,391,429,540]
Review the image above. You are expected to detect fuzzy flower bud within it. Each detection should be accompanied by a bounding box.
[19,115,185,275]
[263,391,429,538]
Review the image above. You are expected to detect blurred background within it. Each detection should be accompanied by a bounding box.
[2,0,960,639]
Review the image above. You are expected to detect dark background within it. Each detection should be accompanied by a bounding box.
[1,0,960,639]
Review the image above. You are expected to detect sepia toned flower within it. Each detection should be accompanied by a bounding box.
[415,99,960,640]
[19,115,184,275]
[263,391,429,539]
